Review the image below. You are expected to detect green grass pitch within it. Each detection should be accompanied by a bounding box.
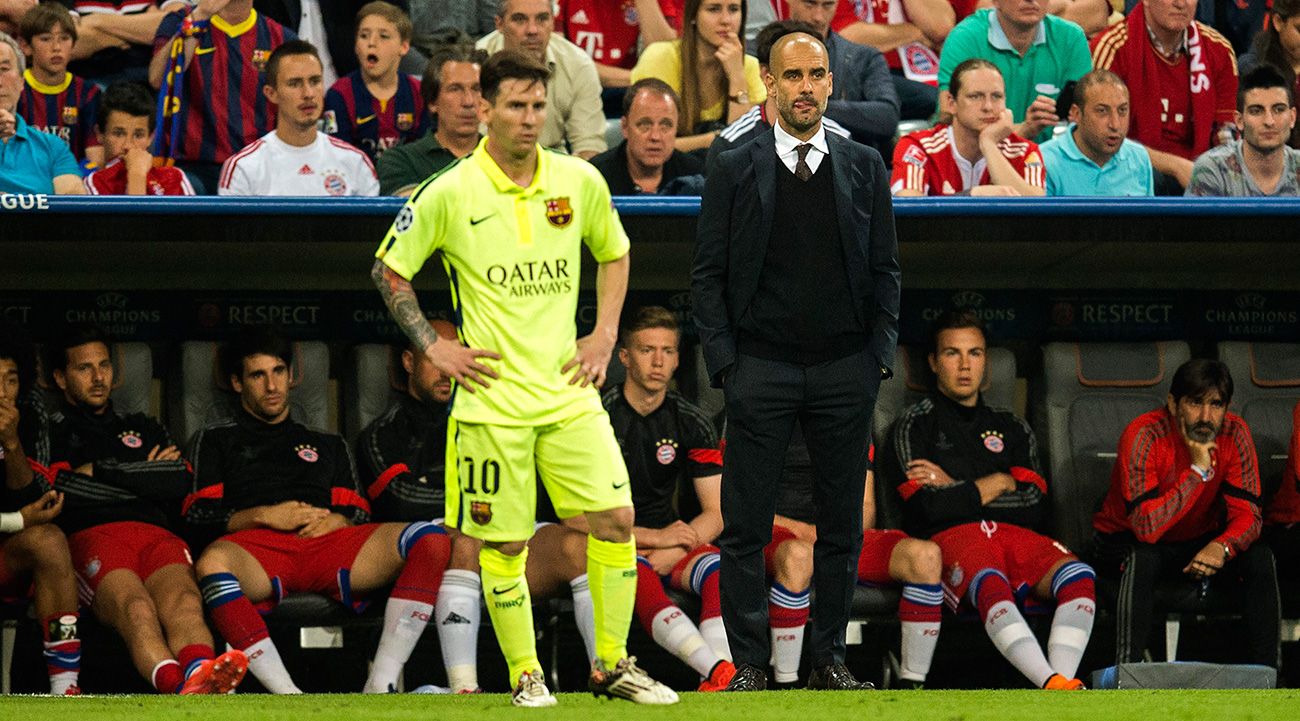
[5,689,1300,721]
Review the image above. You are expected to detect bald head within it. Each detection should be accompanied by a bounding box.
[765,32,832,138]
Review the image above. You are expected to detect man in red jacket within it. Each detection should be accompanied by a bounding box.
[1092,358,1279,668]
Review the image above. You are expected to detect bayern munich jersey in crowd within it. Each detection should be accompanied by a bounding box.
[184,409,368,529]
[324,71,428,163]
[556,0,683,70]
[886,392,1049,538]
[83,158,196,195]
[218,131,379,196]
[355,394,447,523]
[601,385,721,530]
[152,9,295,165]
[17,70,101,161]
[45,403,191,536]
[890,125,1045,195]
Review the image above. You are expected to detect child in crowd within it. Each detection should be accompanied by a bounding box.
[83,82,194,195]
[17,3,102,167]
[324,1,426,162]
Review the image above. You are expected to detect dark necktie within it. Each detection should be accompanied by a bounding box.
[795,143,813,181]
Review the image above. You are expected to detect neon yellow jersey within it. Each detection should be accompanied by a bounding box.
[376,138,630,425]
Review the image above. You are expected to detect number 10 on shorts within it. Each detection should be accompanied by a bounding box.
[460,456,501,495]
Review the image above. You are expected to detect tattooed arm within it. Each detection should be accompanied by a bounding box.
[370,259,502,392]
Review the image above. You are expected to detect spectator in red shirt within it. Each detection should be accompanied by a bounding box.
[1092,358,1279,669]
[831,0,953,119]
[84,82,195,195]
[1091,0,1238,191]
[556,0,680,88]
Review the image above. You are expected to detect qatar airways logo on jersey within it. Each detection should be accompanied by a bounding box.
[486,259,572,297]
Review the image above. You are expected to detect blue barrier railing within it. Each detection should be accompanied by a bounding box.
[4,195,1300,217]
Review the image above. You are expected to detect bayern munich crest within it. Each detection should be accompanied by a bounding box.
[323,173,348,196]
[295,444,319,463]
[981,430,1005,453]
[119,431,143,449]
[655,439,678,465]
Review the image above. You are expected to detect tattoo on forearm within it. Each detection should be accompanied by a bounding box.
[371,259,437,352]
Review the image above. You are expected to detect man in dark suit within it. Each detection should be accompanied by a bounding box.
[692,30,900,692]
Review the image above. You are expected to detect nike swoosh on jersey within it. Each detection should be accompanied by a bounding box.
[470,214,496,226]
[612,480,628,490]
[491,582,521,595]
[195,47,215,55]
[356,114,376,124]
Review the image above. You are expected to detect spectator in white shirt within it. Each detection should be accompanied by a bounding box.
[219,39,379,196]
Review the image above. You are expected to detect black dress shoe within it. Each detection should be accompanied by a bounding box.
[806,663,875,691]
[725,663,768,691]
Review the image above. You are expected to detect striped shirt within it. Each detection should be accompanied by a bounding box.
[323,70,428,163]
[17,70,101,161]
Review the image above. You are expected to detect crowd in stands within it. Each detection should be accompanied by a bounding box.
[3,0,1300,197]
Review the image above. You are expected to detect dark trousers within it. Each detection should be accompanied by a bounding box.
[1094,532,1281,668]
[719,349,879,668]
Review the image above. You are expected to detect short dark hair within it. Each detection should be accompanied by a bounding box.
[1072,68,1127,110]
[265,39,322,88]
[1238,64,1294,111]
[0,322,37,395]
[97,82,157,133]
[221,326,293,383]
[621,306,679,346]
[480,49,550,104]
[949,58,1001,97]
[1169,358,1234,405]
[46,323,112,379]
[19,3,77,43]
[355,1,413,42]
[622,77,679,118]
[755,20,819,70]
[421,38,487,106]
[928,308,986,355]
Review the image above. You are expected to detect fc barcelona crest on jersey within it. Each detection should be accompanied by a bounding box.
[119,431,143,449]
[252,49,271,72]
[544,196,573,228]
[61,106,79,126]
[295,444,319,463]
[396,112,414,131]
[470,501,492,525]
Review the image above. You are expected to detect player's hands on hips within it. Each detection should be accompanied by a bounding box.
[19,490,64,526]
[1183,540,1225,579]
[260,500,330,532]
[298,512,350,538]
[146,444,182,462]
[564,331,615,388]
[426,337,500,394]
[907,459,954,487]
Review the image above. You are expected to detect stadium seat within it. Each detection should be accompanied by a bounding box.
[1215,342,1300,497]
[604,118,622,153]
[169,340,331,447]
[1037,341,1192,554]
[343,343,404,441]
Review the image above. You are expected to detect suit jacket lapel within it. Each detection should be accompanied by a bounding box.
[828,132,866,293]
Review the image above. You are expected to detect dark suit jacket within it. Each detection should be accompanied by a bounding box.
[255,0,411,77]
[691,128,901,388]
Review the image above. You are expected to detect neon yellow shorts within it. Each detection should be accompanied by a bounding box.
[444,409,631,542]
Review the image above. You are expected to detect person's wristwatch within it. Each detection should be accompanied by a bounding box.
[1220,542,1232,561]
[728,90,750,105]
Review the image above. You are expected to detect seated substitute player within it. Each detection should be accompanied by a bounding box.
[220,40,378,196]
[764,435,943,688]
[44,324,245,695]
[16,3,102,166]
[891,58,1045,196]
[595,306,734,691]
[1092,358,1279,669]
[884,309,1094,691]
[0,322,81,696]
[324,2,428,163]
[355,319,600,693]
[84,82,195,195]
[371,50,676,706]
[186,325,452,694]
